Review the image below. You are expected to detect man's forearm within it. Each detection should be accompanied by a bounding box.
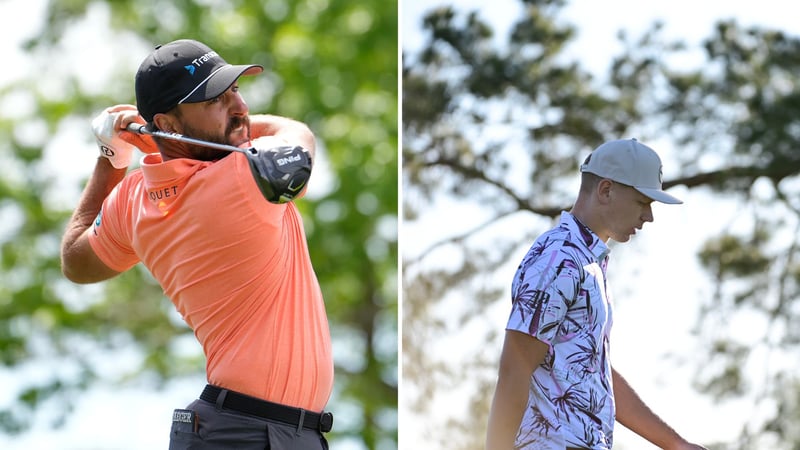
[61,157,126,263]
[249,114,316,157]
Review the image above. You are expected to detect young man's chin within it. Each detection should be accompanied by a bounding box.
[611,233,633,243]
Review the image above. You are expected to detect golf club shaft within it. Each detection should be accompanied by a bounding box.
[126,123,246,154]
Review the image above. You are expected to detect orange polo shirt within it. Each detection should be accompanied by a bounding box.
[89,150,333,412]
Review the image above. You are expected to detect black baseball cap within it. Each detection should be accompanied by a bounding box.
[135,39,263,122]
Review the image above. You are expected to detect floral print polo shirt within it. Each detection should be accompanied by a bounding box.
[506,211,614,449]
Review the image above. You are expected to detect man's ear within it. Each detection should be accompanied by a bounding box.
[597,179,614,205]
[152,113,180,134]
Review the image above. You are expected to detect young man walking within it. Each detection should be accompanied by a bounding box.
[486,139,706,450]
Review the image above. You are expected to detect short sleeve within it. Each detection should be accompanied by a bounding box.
[88,179,140,272]
[507,248,580,345]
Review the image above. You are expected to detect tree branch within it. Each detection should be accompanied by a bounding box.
[427,156,564,217]
[665,161,800,190]
[405,208,523,266]
[426,156,800,215]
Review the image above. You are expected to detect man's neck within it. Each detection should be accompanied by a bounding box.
[569,202,609,243]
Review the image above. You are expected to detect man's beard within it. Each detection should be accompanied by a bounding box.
[181,115,251,161]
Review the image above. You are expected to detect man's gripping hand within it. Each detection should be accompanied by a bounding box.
[91,104,157,168]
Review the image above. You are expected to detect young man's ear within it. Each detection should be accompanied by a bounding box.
[596,179,614,205]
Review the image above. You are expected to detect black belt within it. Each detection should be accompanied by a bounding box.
[200,384,333,433]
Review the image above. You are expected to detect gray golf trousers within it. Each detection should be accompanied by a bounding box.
[168,397,329,450]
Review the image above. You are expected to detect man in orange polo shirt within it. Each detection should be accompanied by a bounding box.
[60,39,333,449]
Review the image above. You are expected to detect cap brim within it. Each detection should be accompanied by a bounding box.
[636,187,683,204]
[182,64,263,104]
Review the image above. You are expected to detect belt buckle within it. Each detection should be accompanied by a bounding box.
[318,412,333,433]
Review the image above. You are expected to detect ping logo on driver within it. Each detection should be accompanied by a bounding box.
[276,154,302,166]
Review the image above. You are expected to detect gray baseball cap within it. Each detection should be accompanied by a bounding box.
[580,138,682,204]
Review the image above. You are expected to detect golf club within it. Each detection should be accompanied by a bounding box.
[125,123,313,204]
[125,123,251,154]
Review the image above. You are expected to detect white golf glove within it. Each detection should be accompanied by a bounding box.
[92,109,138,169]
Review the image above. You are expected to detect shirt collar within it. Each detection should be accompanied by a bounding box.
[559,211,610,262]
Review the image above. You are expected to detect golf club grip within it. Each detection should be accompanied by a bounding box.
[124,123,245,154]
[126,123,150,135]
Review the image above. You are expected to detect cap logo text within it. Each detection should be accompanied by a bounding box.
[191,51,219,68]
[184,65,196,75]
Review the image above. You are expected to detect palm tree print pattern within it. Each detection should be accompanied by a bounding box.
[506,212,615,449]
